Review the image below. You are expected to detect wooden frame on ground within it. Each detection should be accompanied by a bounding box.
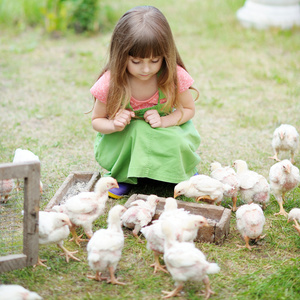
[0,161,40,273]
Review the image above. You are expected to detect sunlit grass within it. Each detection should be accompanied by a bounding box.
[1,0,300,299]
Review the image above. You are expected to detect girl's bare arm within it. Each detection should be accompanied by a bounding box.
[144,89,196,128]
[92,100,135,134]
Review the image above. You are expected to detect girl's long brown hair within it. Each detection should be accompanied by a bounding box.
[93,6,198,119]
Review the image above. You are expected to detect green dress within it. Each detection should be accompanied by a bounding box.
[94,89,201,184]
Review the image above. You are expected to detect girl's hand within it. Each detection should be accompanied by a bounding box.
[144,109,162,128]
[113,109,135,131]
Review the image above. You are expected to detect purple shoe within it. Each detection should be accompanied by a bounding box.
[108,182,132,199]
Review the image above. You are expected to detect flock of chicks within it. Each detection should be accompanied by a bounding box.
[0,123,300,299]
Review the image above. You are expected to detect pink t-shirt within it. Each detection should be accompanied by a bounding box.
[90,65,194,110]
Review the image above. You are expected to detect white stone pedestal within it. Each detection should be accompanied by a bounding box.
[236,0,300,29]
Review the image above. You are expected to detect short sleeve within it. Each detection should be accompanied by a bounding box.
[177,66,194,93]
[90,71,110,103]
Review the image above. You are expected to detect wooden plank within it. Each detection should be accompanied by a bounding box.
[85,172,101,192]
[45,172,100,210]
[23,162,40,266]
[0,254,27,273]
[215,208,231,244]
[0,162,39,180]
[0,162,40,270]
[45,173,75,210]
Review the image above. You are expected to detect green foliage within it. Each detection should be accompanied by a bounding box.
[0,0,46,29]
[71,0,99,33]
[0,0,117,34]
[41,0,74,33]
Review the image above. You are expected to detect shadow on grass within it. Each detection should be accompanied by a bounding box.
[128,178,176,199]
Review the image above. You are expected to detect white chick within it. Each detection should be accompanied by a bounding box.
[13,148,43,194]
[236,203,265,250]
[38,211,80,267]
[141,198,208,274]
[0,284,42,300]
[174,174,234,205]
[210,162,240,211]
[287,208,300,235]
[0,179,15,203]
[87,205,127,285]
[52,177,119,246]
[158,197,190,222]
[161,220,220,299]
[159,198,207,243]
[269,159,300,216]
[269,124,299,164]
[121,194,159,242]
[233,160,270,209]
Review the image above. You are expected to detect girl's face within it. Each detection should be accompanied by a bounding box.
[127,56,163,81]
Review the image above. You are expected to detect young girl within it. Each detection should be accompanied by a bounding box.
[90,5,201,198]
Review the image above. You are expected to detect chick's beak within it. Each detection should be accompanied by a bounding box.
[113,180,119,189]
[173,191,179,198]
[65,218,72,227]
[40,182,43,194]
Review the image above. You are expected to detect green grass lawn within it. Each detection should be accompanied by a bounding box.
[1,0,300,299]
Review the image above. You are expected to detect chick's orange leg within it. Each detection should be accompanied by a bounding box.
[87,271,108,281]
[133,225,144,243]
[292,219,300,235]
[231,195,238,212]
[57,244,80,263]
[237,235,253,250]
[274,201,288,217]
[254,234,266,242]
[201,276,215,300]
[107,266,126,285]
[290,150,296,164]
[34,256,48,268]
[150,251,168,274]
[269,151,280,162]
[162,283,184,298]
[196,195,214,204]
[69,226,89,246]
[244,235,252,250]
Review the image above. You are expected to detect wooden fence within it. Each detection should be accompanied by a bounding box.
[0,161,40,273]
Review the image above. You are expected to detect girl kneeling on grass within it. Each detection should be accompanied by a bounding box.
[90,5,201,198]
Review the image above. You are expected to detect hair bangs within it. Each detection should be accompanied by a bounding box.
[128,30,165,58]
